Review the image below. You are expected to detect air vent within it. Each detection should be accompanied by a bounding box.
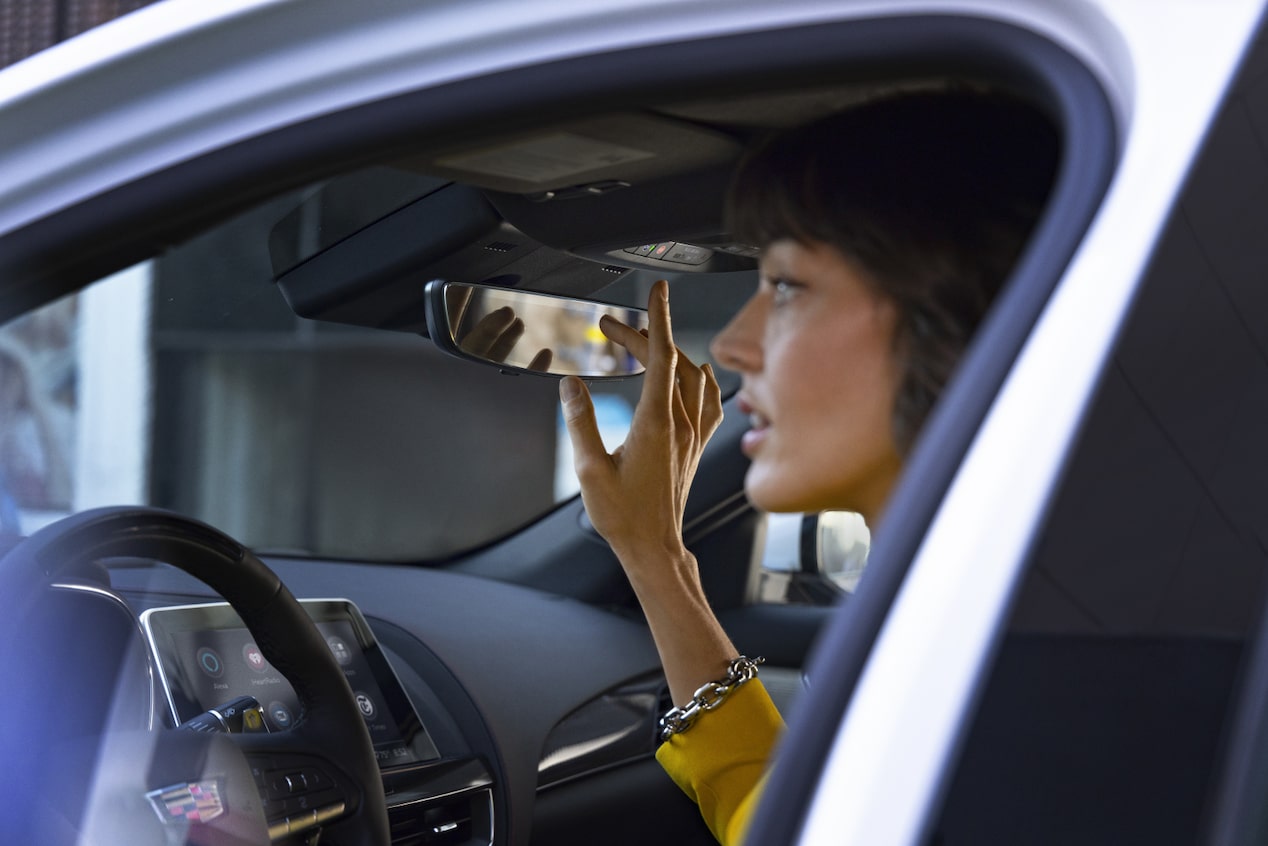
[388,793,483,846]
[483,241,517,253]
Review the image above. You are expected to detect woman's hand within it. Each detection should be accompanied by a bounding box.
[456,305,554,372]
[559,279,736,705]
[559,279,723,568]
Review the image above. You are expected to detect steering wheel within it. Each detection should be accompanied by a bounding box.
[0,506,390,845]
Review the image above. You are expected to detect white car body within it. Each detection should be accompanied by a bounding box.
[2,1,1265,844]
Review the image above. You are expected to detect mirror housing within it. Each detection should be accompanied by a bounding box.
[423,279,648,379]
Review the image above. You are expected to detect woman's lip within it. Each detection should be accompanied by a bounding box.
[740,427,767,457]
[736,393,770,456]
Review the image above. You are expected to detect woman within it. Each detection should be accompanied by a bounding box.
[559,89,1058,844]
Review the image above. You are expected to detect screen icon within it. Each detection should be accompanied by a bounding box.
[196,647,224,679]
[326,635,352,666]
[354,692,376,720]
[242,642,268,673]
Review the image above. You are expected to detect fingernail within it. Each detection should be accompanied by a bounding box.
[560,376,580,402]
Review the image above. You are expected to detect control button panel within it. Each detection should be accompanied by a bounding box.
[251,754,347,839]
[623,242,712,266]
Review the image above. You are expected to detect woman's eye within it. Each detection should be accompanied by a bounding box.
[771,278,800,305]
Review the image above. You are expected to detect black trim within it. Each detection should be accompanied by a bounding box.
[740,16,1117,846]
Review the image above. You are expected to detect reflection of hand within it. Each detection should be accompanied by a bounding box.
[456,306,553,372]
[559,280,732,705]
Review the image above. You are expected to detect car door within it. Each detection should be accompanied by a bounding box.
[750,3,1268,845]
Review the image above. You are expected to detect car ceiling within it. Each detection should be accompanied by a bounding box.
[264,79,958,334]
[402,80,945,265]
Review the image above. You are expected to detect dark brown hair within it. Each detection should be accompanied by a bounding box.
[726,88,1059,452]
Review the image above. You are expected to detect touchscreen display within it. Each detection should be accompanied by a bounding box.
[142,599,438,769]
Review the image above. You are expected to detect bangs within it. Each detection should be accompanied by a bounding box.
[725,127,845,251]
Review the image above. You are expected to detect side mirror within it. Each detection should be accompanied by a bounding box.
[423,279,648,379]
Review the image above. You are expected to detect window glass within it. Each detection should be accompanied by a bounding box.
[0,169,751,559]
[933,24,1268,843]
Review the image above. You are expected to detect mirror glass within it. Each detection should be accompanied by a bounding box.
[425,280,648,378]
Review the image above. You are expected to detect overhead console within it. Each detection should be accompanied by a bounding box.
[270,179,635,334]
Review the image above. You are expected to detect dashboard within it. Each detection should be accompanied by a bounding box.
[110,559,673,846]
[140,598,493,843]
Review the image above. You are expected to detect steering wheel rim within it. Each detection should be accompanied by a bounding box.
[0,505,390,845]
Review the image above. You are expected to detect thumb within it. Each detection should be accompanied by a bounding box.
[560,376,609,479]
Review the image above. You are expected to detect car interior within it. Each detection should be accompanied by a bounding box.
[9,10,1266,846]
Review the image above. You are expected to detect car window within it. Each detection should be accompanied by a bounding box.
[933,23,1268,843]
[0,168,751,560]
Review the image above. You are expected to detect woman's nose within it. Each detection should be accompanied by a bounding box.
[710,295,762,373]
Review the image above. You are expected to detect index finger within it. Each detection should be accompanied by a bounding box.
[641,279,677,414]
[598,314,649,363]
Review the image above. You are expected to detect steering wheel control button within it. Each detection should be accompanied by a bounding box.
[267,700,294,729]
[267,801,345,839]
[242,642,269,673]
[195,647,224,678]
[354,691,376,720]
[301,767,330,790]
[262,764,347,840]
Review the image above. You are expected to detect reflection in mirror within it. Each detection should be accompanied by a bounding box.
[424,280,648,378]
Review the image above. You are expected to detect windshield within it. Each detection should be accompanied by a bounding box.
[0,169,750,561]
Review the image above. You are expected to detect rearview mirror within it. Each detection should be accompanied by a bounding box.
[423,280,648,378]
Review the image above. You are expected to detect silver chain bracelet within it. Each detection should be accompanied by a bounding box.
[659,655,765,741]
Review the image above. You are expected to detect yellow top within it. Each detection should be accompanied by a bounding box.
[655,679,785,845]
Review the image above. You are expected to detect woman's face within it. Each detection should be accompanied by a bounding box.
[709,238,904,524]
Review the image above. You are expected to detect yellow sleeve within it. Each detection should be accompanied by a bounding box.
[655,679,784,845]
